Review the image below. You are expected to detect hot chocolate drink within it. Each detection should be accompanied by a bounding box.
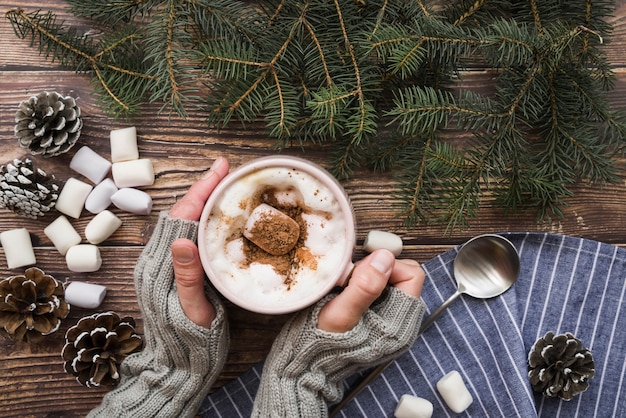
[199,157,355,314]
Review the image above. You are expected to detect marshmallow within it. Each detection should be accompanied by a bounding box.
[436,371,473,413]
[66,244,102,272]
[112,159,154,188]
[69,146,111,184]
[363,230,403,257]
[0,228,36,269]
[85,178,118,214]
[55,177,93,218]
[394,394,433,418]
[64,281,107,309]
[111,188,152,215]
[110,127,139,163]
[85,210,122,244]
[244,203,300,255]
[44,215,82,255]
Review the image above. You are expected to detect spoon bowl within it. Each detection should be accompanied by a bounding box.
[454,234,520,298]
[418,233,520,332]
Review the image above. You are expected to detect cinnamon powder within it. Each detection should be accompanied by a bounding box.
[237,186,317,289]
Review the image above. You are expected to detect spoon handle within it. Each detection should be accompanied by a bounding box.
[418,289,462,333]
[328,289,463,417]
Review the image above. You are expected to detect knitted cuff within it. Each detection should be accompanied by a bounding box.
[251,287,425,417]
[89,211,229,418]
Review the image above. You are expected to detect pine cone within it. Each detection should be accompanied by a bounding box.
[528,331,595,400]
[62,312,143,387]
[0,158,60,219]
[14,91,82,157]
[0,267,69,342]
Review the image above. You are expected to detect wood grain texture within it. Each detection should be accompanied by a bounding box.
[2,2,626,416]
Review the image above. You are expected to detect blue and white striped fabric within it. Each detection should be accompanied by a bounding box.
[200,232,626,417]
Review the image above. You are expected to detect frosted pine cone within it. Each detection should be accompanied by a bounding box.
[62,312,143,387]
[528,331,595,400]
[0,267,69,342]
[15,91,82,157]
[0,158,60,219]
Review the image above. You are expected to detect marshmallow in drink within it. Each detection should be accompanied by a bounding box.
[85,178,118,214]
[363,230,403,257]
[55,177,93,218]
[66,244,102,272]
[85,210,122,244]
[64,281,107,309]
[112,159,154,188]
[69,146,112,184]
[0,228,36,269]
[44,215,82,255]
[243,203,300,255]
[394,394,433,418]
[110,127,139,163]
[436,370,473,413]
[110,188,152,215]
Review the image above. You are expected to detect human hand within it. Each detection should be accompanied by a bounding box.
[317,249,425,333]
[169,157,229,327]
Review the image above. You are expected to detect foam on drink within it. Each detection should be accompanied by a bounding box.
[202,166,349,312]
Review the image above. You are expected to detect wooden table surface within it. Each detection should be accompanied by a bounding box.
[2,2,626,416]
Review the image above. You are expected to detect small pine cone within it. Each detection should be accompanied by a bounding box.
[528,331,595,401]
[0,267,69,343]
[15,91,82,157]
[0,158,60,219]
[62,312,143,387]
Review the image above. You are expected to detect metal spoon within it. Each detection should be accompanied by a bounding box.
[329,234,520,417]
[417,233,520,332]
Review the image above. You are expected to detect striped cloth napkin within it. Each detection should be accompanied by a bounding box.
[200,232,626,417]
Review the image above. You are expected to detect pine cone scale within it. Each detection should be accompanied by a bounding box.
[32,314,55,334]
[92,361,111,385]
[2,312,23,333]
[117,335,143,354]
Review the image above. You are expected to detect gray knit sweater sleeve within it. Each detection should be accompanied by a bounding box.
[89,211,229,418]
[251,287,426,417]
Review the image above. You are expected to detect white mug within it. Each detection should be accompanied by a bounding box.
[198,156,356,314]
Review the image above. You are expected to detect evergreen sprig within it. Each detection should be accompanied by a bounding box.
[6,8,149,117]
[6,1,626,232]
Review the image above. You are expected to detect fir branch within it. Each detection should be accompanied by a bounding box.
[6,8,149,116]
[64,0,156,25]
[7,1,626,232]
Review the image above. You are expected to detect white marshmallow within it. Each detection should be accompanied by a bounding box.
[110,127,139,162]
[363,230,403,257]
[55,177,93,218]
[64,281,107,309]
[436,371,473,413]
[66,244,102,272]
[44,215,82,255]
[0,228,36,269]
[112,159,154,188]
[111,188,153,215]
[243,203,300,255]
[85,210,122,244]
[394,394,433,418]
[69,146,111,184]
[85,178,118,214]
